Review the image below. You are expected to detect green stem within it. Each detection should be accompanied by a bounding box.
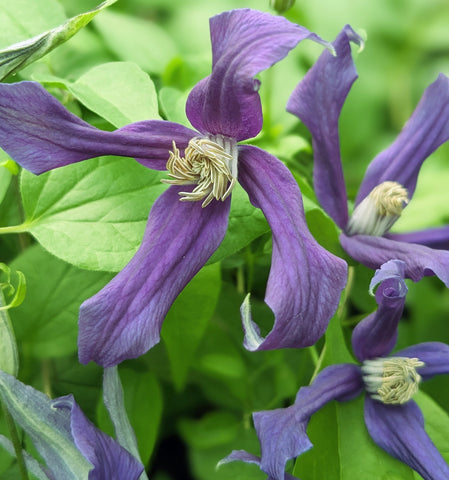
[0,225,28,235]
[1,402,29,480]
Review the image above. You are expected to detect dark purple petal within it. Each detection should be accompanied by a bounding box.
[364,397,449,480]
[394,342,449,381]
[340,232,449,287]
[253,364,362,480]
[387,226,449,250]
[357,74,449,204]
[52,395,144,480]
[186,9,331,142]
[286,25,362,229]
[78,186,230,366]
[237,145,348,351]
[0,81,196,174]
[352,260,407,362]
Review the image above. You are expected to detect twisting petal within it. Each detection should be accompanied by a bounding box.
[287,25,363,229]
[394,342,449,381]
[78,185,230,367]
[340,232,449,287]
[357,74,449,204]
[352,260,407,362]
[0,81,196,174]
[364,397,449,480]
[252,364,362,480]
[237,145,347,351]
[387,226,449,250]
[52,396,144,480]
[186,9,331,142]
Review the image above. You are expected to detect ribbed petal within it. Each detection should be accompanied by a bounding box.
[253,364,362,480]
[364,397,449,480]
[340,232,449,287]
[52,396,144,480]
[286,25,362,229]
[356,74,449,204]
[78,186,230,366]
[352,260,407,362]
[237,145,348,351]
[186,9,331,142]
[394,342,449,381]
[0,81,196,174]
[387,226,449,250]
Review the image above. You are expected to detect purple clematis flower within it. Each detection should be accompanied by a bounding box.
[287,24,449,287]
[0,9,347,366]
[221,260,449,480]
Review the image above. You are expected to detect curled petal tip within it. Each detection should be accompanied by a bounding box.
[240,293,264,351]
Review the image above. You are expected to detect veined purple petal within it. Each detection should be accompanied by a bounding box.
[186,9,331,142]
[356,74,449,204]
[340,232,449,287]
[78,186,230,366]
[52,395,144,480]
[364,397,449,480]
[352,260,407,362]
[0,81,196,174]
[253,364,362,480]
[237,145,347,351]
[286,25,363,229]
[394,342,449,381]
[387,226,449,250]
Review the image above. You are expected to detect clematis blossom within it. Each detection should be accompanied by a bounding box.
[221,260,449,480]
[0,9,347,366]
[287,24,449,287]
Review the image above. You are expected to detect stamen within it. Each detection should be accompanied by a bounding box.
[161,135,238,208]
[346,181,409,236]
[362,357,425,405]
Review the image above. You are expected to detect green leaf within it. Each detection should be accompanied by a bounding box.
[0,0,117,80]
[162,263,221,391]
[159,86,190,127]
[9,244,113,357]
[0,291,18,376]
[19,157,166,272]
[0,263,26,311]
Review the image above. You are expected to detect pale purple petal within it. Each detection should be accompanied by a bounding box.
[286,25,362,229]
[186,9,331,142]
[387,226,449,250]
[394,342,449,381]
[364,397,449,480]
[78,186,230,366]
[253,364,362,480]
[237,145,348,351]
[340,232,449,287]
[52,395,144,480]
[0,81,196,174]
[352,260,407,362]
[357,74,449,204]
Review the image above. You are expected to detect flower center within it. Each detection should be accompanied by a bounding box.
[362,356,425,405]
[161,134,238,208]
[346,181,409,236]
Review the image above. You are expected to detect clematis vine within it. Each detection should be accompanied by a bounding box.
[0,9,347,366]
[287,24,449,287]
[221,260,449,480]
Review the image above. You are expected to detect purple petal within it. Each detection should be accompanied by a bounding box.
[0,81,196,174]
[340,232,449,287]
[78,186,230,366]
[394,342,449,381]
[352,260,407,362]
[52,395,144,480]
[186,9,331,142]
[237,145,347,351]
[364,397,449,480]
[357,74,449,204]
[253,364,362,480]
[286,25,363,229]
[387,226,449,250]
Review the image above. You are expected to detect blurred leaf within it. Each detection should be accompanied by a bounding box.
[0,291,18,376]
[162,263,221,391]
[159,87,190,127]
[0,0,117,80]
[20,157,165,272]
